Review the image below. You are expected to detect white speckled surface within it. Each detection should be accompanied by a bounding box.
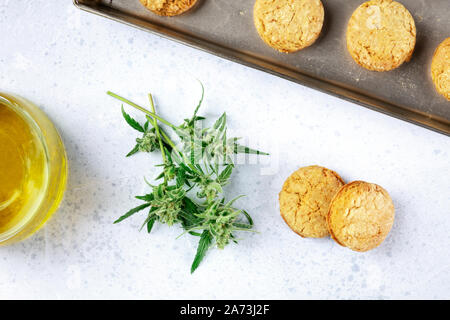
[0,0,449,299]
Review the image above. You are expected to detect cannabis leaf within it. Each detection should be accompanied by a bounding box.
[121,105,144,133]
[114,202,151,224]
[191,230,213,274]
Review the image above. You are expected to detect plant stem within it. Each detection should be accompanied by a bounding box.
[107,91,178,131]
[148,94,166,163]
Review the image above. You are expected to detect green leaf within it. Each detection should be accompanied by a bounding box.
[122,105,144,133]
[135,193,154,202]
[213,112,226,131]
[182,197,200,216]
[126,144,140,157]
[114,203,151,224]
[180,197,202,236]
[233,144,269,155]
[194,164,204,174]
[180,197,202,227]
[190,143,196,165]
[140,206,158,231]
[165,148,174,164]
[217,164,234,184]
[225,195,246,208]
[176,168,186,188]
[242,210,254,226]
[233,222,252,229]
[147,216,157,233]
[191,230,213,274]
[179,210,197,224]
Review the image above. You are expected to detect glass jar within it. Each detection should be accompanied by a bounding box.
[0,93,67,245]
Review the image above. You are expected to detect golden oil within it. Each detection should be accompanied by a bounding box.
[0,103,48,234]
[0,93,67,245]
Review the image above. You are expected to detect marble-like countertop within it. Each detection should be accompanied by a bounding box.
[0,1,449,299]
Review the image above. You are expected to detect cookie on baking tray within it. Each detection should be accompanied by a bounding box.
[140,0,198,17]
[279,165,345,238]
[346,0,416,71]
[253,0,325,53]
[431,38,450,101]
[327,181,395,252]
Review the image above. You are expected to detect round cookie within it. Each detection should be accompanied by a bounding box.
[346,0,416,71]
[253,0,325,53]
[431,38,450,101]
[279,165,345,238]
[327,181,395,252]
[139,0,198,17]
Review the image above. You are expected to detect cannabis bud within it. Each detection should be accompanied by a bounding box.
[164,163,177,181]
[136,129,159,153]
[151,186,186,226]
[213,223,232,249]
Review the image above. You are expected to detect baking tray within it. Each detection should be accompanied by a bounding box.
[74,0,450,135]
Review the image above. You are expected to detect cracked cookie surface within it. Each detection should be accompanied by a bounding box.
[279,165,344,238]
[327,181,395,252]
[140,0,198,17]
[346,0,416,71]
[253,0,324,53]
[431,38,450,101]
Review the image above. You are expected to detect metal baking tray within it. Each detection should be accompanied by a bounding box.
[74,0,450,135]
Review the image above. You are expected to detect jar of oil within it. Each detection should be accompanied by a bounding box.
[0,93,67,245]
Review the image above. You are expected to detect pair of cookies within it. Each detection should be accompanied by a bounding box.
[254,0,416,70]
[279,166,395,252]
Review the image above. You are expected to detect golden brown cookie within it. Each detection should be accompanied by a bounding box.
[327,181,395,252]
[279,166,345,238]
[139,0,198,17]
[346,0,416,71]
[253,0,325,53]
[431,38,450,101]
